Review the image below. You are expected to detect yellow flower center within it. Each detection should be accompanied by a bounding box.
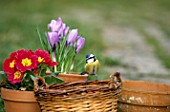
[38,57,44,63]
[9,60,15,68]
[14,71,22,79]
[22,58,32,66]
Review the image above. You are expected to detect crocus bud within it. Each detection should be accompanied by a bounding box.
[63,26,69,37]
[58,23,66,37]
[67,29,78,46]
[48,17,62,32]
[47,32,60,49]
[76,37,85,53]
[58,23,69,38]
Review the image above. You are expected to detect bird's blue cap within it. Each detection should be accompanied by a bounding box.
[86,54,94,59]
[86,54,91,59]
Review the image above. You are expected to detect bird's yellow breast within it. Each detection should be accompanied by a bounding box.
[85,60,99,75]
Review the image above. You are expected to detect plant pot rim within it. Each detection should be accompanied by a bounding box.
[46,72,88,77]
[58,73,88,77]
[1,87,37,102]
[122,80,170,95]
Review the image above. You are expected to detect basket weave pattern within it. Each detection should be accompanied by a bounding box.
[34,72,121,112]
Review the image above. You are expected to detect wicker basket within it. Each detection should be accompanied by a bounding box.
[34,72,121,112]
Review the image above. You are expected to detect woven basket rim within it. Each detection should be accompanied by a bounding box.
[35,80,121,95]
[34,72,122,96]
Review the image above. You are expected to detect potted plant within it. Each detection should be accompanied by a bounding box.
[0,49,64,112]
[37,17,88,81]
[0,17,88,112]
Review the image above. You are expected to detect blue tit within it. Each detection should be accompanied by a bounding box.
[85,54,100,80]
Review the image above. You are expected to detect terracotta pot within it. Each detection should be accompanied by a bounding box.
[1,88,41,112]
[118,80,170,112]
[57,73,88,82]
[1,73,87,112]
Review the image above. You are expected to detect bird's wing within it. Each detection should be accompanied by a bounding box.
[95,60,99,72]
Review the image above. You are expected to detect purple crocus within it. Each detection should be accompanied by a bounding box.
[67,29,78,46]
[48,17,62,32]
[76,37,85,53]
[58,23,66,37]
[63,26,69,37]
[58,23,69,37]
[47,32,60,50]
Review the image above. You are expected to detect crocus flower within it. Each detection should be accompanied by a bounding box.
[67,29,78,46]
[76,37,85,53]
[58,23,65,37]
[47,32,60,49]
[64,26,69,37]
[58,23,69,37]
[48,17,62,32]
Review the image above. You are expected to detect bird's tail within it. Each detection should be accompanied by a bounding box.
[80,71,87,75]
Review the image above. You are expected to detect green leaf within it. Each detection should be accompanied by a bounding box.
[5,81,21,90]
[36,27,46,50]
[49,72,60,77]
[59,36,68,59]
[44,76,64,86]
[64,47,76,73]
[24,70,34,76]
[0,71,7,86]
[39,68,47,77]
[0,71,7,80]
[21,73,34,90]
[30,75,36,81]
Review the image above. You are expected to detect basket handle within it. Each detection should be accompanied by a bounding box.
[109,72,121,89]
[34,76,48,92]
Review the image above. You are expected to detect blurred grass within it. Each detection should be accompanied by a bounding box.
[0,0,170,111]
[144,33,170,69]
[0,0,170,73]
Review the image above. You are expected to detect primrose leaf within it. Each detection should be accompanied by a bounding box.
[0,71,7,86]
[44,76,64,86]
[50,72,60,77]
[40,68,47,77]
[30,75,36,81]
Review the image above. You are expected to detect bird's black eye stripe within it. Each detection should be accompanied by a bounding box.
[87,56,95,60]
[86,56,96,63]
[94,58,96,62]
